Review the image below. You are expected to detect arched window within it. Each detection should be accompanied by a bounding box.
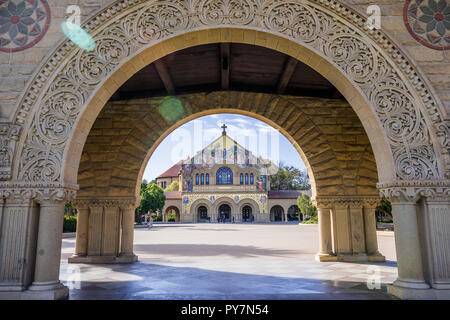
[201,173,204,185]
[250,173,254,184]
[240,173,243,184]
[195,174,199,185]
[216,167,233,185]
[206,174,209,185]
[245,173,249,184]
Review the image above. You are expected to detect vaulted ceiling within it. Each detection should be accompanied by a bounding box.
[110,43,342,101]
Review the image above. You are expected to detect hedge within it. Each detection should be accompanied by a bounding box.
[63,215,77,233]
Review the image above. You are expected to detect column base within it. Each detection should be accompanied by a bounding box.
[23,282,69,300]
[68,254,138,264]
[387,284,450,300]
[315,253,338,262]
[315,253,386,262]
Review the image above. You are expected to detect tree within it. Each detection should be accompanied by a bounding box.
[270,162,310,190]
[165,180,179,191]
[297,193,317,221]
[135,183,166,222]
[375,198,392,223]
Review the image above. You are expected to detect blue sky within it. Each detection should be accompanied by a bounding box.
[143,114,306,182]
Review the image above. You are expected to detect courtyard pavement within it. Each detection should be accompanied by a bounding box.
[60,223,398,300]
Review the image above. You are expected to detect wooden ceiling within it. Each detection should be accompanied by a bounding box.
[110,43,341,101]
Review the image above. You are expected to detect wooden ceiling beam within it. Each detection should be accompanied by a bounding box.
[154,59,175,95]
[276,57,298,94]
[220,43,231,90]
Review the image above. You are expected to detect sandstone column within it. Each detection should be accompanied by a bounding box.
[315,207,334,261]
[68,198,138,264]
[0,194,39,295]
[420,194,450,290]
[73,204,88,257]
[390,197,429,290]
[27,198,69,299]
[362,200,384,261]
[120,204,137,262]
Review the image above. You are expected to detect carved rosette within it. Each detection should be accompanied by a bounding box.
[9,0,449,187]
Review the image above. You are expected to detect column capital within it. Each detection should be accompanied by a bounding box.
[377,180,450,204]
[312,196,380,209]
[0,182,78,205]
[73,197,138,209]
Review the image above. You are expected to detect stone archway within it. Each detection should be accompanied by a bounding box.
[238,198,260,223]
[270,205,285,222]
[0,0,448,300]
[165,206,180,222]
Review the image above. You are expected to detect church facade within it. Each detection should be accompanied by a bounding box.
[157,126,309,223]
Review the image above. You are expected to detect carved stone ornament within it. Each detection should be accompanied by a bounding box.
[312,195,381,209]
[0,182,78,204]
[378,180,450,203]
[72,197,138,209]
[10,0,450,185]
[0,124,21,181]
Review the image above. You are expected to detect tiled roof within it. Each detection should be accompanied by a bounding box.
[164,191,181,199]
[157,161,182,178]
[268,190,311,199]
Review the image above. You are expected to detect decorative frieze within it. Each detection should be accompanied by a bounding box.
[378,180,450,203]
[312,195,381,209]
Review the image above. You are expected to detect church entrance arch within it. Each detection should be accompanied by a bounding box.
[242,206,253,223]
[198,206,209,223]
[218,204,231,223]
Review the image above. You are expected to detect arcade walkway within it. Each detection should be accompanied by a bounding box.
[60,224,398,300]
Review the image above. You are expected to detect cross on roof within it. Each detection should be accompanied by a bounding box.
[221,124,227,135]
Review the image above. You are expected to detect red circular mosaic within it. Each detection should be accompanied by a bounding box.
[0,0,51,53]
[404,0,450,51]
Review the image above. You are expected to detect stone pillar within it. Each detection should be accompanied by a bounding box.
[26,199,69,299]
[314,196,385,262]
[315,206,334,261]
[0,194,39,296]
[390,198,429,290]
[69,198,138,264]
[120,204,137,261]
[420,195,450,290]
[363,200,384,261]
[380,183,450,299]
[73,205,88,257]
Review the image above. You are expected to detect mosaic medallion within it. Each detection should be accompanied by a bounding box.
[260,196,267,205]
[0,0,51,53]
[404,0,450,50]
[183,196,189,204]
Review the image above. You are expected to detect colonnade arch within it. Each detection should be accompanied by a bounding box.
[0,0,448,300]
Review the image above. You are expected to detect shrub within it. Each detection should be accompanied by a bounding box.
[167,212,176,222]
[63,215,77,233]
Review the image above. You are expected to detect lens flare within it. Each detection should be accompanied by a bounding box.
[159,97,184,121]
[61,21,95,51]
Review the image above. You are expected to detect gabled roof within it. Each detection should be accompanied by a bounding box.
[182,131,278,175]
[157,160,182,179]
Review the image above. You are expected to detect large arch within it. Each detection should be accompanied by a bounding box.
[0,0,448,300]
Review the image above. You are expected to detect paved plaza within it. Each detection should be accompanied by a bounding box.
[60,223,398,300]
